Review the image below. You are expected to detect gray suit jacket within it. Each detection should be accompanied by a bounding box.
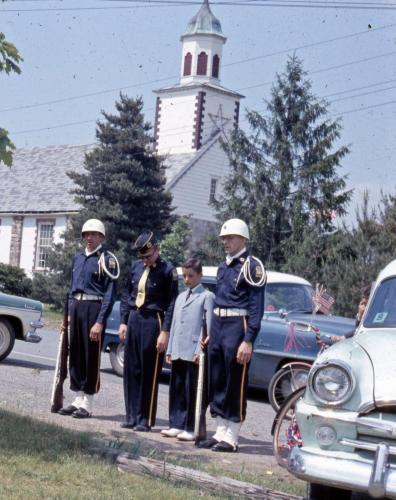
[167,284,215,361]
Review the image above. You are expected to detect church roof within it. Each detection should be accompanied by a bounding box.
[183,0,225,38]
[0,144,92,214]
[154,81,244,99]
[165,131,221,189]
[0,142,217,214]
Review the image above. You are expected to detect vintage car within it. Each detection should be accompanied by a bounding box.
[0,291,44,361]
[102,266,354,396]
[288,259,396,499]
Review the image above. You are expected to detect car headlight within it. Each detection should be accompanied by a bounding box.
[309,360,355,406]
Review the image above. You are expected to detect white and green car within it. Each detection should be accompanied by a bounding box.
[0,292,43,361]
[288,259,396,499]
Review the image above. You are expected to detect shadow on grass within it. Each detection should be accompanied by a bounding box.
[0,408,92,461]
[0,408,213,468]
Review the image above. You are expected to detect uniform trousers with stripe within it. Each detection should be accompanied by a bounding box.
[208,315,249,423]
[169,359,198,432]
[124,309,164,428]
[69,300,102,395]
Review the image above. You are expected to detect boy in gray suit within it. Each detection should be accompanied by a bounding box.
[162,258,214,441]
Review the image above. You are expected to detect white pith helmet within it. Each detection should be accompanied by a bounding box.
[219,218,249,239]
[81,219,105,237]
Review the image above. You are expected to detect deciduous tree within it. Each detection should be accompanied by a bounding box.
[0,33,22,167]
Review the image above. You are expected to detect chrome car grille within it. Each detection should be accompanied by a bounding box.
[340,410,396,461]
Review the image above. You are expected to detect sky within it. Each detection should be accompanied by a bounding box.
[1,0,395,225]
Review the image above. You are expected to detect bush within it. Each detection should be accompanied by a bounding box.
[0,263,32,296]
[31,271,68,311]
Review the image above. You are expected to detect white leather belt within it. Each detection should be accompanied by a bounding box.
[214,307,248,317]
[73,293,103,302]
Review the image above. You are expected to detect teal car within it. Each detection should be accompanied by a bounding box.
[0,292,44,361]
[288,259,396,499]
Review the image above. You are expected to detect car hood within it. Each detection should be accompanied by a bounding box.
[354,330,396,407]
[0,292,43,313]
[289,312,355,336]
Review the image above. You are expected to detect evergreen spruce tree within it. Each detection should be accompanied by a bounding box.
[160,216,192,266]
[216,55,351,267]
[36,94,173,306]
[283,192,396,317]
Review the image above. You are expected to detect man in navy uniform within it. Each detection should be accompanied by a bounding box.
[199,218,266,452]
[58,218,117,419]
[118,231,178,432]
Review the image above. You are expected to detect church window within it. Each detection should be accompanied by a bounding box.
[209,178,218,203]
[35,221,54,269]
[197,52,208,75]
[183,52,192,76]
[212,55,220,78]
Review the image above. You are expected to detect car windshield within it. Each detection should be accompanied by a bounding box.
[364,277,396,328]
[264,283,313,313]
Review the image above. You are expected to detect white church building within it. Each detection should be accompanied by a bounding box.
[0,0,243,275]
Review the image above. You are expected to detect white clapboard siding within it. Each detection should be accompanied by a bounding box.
[170,138,230,221]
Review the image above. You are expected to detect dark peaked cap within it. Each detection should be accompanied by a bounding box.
[134,231,157,253]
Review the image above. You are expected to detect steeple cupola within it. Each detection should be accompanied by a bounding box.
[180,0,226,84]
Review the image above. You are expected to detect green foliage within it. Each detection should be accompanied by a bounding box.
[0,263,32,297]
[0,127,15,167]
[0,33,22,167]
[0,33,22,75]
[160,217,192,266]
[284,192,396,317]
[193,232,224,265]
[42,94,173,303]
[216,55,351,267]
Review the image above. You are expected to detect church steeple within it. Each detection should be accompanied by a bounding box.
[153,0,243,155]
[180,0,226,84]
[184,0,225,37]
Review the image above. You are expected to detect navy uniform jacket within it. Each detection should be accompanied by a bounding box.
[120,256,178,332]
[215,251,265,343]
[69,247,116,324]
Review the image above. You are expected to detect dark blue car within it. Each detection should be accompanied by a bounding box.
[102,267,355,397]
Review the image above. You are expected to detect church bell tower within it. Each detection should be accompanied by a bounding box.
[154,0,243,155]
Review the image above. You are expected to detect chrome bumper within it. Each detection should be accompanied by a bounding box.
[288,445,396,499]
[25,319,43,343]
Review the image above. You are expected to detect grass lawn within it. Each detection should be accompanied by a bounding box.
[41,304,62,331]
[0,408,222,500]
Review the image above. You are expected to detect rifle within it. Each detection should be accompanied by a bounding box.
[194,312,209,445]
[50,298,69,413]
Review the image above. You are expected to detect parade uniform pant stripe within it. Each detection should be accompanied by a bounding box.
[148,312,163,427]
[239,316,248,421]
[94,336,102,393]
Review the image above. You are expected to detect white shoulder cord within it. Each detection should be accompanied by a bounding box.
[98,251,120,280]
[235,255,267,288]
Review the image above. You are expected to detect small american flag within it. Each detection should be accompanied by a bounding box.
[312,284,335,315]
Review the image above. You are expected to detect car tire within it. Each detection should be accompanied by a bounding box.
[0,319,15,361]
[268,362,311,411]
[307,483,351,500]
[109,343,124,377]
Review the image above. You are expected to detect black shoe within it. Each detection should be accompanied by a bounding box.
[72,407,91,419]
[120,422,136,429]
[211,440,238,453]
[134,424,150,432]
[196,437,218,449]
[58,405,78,416]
